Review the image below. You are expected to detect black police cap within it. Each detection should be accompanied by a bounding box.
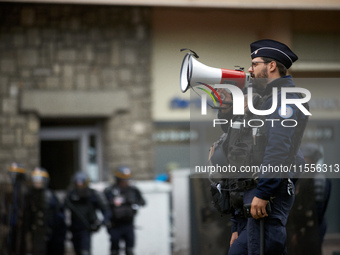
[250,39,298,69]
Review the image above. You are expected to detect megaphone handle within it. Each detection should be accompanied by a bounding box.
[180,48,199,58]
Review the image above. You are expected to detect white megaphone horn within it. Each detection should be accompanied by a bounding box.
[180,51,251,93]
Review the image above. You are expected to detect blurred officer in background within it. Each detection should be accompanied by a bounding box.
[301,143,331,244]
[25,167,66,255]
[65,171,111,255]
[0,170,7,253]
[104,166,146,255]
[287,143,331,255]
[0,163,27,255]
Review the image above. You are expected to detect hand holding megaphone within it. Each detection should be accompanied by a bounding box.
[216,88,233,113]
[215,88,255,114]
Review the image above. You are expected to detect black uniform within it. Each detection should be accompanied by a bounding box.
[1,171,27,255]
[104,184,145,255]
[25,188,66,255]
[65,187,110,255]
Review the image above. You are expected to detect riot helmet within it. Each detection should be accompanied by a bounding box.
[8,162,26,183]
[114,166,132,187]
[114,166,132,180]
[300,143,323,164]
[73,171,90,189]
[31,167,50,189]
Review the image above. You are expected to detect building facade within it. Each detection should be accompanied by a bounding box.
[0,3,153,188]
[1,1,340,246]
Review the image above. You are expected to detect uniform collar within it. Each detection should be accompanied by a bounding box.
[261,75,295,96]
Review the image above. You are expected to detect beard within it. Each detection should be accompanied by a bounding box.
[251,66,268,90]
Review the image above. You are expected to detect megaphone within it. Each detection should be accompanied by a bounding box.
[180,52,251,93]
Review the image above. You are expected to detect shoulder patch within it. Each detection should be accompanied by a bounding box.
[278,105,293,118]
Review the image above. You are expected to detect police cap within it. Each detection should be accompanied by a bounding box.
[250,39,298,69]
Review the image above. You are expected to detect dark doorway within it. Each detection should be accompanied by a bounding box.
[40,140,79,190]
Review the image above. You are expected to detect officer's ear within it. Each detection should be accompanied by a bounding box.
[268,61,277,73]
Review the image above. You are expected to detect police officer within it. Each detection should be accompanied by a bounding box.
[65,171,111,255]
[0,163,28,255]
[25,167,66,255]
[104,166,146,255]
[0,170,8,253]
[217,39,308,255]
[301,142,331,244]
[287,143,331,255]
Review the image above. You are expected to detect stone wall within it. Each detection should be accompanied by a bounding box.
[0,3,153,179]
